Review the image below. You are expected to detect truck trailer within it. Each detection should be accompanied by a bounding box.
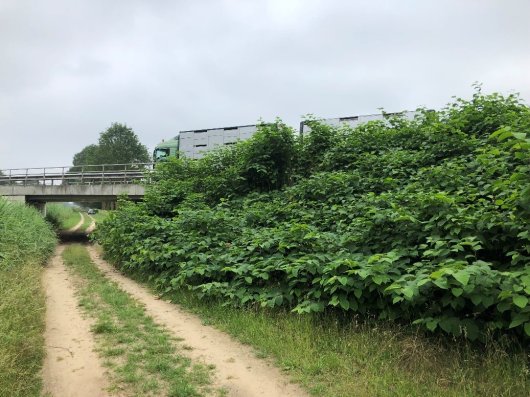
[153,124,259,161]
[299,110,418,135]
[154,111,419,161]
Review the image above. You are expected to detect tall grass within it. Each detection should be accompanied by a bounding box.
[161,287,530,397]
[45,203,81,230]
[0,198,56,397]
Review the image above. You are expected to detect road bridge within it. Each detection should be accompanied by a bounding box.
[0,163,152,211]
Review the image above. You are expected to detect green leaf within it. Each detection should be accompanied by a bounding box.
[525,323,530,337]
[509,313,528,329]
[433,278,448,289]
[439,317,459,335]
[451,288,463,297]
[310,302,324,312]
[403,286,415,299]
[426,319,438,332]
[339,295,350,310]
[470,294,482,306]
[453,271,470,286]
[513,295,528,309]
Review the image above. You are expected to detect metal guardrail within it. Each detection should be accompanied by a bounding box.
[0,163,154,186]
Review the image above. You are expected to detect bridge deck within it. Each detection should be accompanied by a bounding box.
[0,163,152,202]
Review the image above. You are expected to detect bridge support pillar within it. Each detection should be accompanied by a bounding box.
[101,201,116,210]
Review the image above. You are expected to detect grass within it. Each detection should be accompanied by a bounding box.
[46,203,82,230]
[62,244,220,397]
[130,279,530,397]
[0,198,56,397]
[0,262,47,397]
[79,213,94,232]
[91,210,110,223]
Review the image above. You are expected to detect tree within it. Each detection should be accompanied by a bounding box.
[73,144,100,166]
[97,123,150,165]
[72,123,150,169]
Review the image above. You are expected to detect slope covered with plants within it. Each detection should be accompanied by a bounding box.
[95,90,530,341]
[0,198,56,396]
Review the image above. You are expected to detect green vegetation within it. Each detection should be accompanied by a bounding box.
[45,203,82,230]
[80,212,94,232]
[146,286,529,396]
[96,90,530,342]
[73,122,150,169]
[62,245,219,397]
[0,198,56,397]
[95,90,530,394]
[91,209,110,224]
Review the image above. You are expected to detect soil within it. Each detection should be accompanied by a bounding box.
[86,246,308,397]
[41,245,110,397]
[68,213,85,232]
[85,215,96,233]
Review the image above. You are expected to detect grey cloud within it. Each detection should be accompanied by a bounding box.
[1,0,529,169]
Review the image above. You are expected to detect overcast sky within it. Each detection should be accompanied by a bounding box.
[1,0,529,169]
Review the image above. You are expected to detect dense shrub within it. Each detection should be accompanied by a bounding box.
[95,90,530,341]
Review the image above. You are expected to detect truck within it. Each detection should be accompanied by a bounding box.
[154,111,419,161]
[299,110,418,135]
[153,124,260,161]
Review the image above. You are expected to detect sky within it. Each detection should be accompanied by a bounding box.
[1,0,529,169]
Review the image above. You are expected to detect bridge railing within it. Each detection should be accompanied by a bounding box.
[0,163,154,186]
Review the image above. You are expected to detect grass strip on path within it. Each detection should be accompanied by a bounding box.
[79,213,94,232]
[62,244,218,397]
[145,284,529,397]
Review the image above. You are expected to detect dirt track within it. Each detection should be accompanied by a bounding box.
[87,246,307,397]
[41,245,109,397]
[41,242,307,397]
[85,214,96,233]
[68,213,85,232]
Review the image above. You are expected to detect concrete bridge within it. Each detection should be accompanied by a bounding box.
[0,163,152,211]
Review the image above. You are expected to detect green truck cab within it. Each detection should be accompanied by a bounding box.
[153,135,179,162]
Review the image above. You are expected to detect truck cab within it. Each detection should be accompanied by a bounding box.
[153,135,180,162]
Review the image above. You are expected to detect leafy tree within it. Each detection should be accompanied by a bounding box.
[97,123,150,165]
[73,123,150,169]
[73,144,100,167]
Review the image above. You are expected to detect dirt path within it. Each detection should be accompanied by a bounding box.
[87,246,308,397]
[42,245,110,397]
[68,212,85,232]
[85,214,96,233]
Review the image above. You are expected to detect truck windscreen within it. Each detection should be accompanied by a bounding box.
[154,148,170,161]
